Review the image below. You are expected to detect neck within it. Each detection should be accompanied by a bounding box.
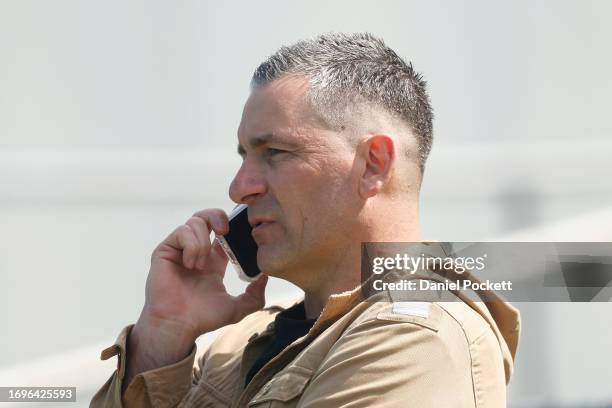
[302,247,362,319]
[302,203,421,320]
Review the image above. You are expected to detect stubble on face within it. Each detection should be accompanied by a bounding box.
[236,76,360,287]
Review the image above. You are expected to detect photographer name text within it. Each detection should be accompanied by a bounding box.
[372,279,513,292]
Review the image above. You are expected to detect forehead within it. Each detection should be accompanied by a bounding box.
[237,76,325,145]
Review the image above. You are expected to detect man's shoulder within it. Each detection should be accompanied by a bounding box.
[335,299,502,362]
[293,299,507,408]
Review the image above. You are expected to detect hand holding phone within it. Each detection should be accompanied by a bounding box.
[125,207,268,387]
[134,207,267,344]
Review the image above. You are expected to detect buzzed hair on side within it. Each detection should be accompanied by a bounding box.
[251,32,434,174]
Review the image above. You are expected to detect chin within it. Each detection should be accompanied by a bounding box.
[256,244,292,278]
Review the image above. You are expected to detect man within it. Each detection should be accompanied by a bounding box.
[92,32,520,407]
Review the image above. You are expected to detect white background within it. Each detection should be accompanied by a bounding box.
[1,1,611,406]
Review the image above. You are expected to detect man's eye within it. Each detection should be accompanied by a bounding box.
[265,148,286,157]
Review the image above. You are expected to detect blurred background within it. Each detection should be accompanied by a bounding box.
[1,1,611,406]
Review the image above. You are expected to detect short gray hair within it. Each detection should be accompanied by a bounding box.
[251,32,434,173]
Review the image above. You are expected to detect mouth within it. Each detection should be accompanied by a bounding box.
[248,216,275,229]
[252,220,274,231]
[250,218,276,241]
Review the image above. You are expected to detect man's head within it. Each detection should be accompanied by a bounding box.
[229,32,433,290]
[251,32,433,176]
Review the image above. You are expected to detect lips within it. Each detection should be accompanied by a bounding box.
[248,216,275,229]
[252,220,275,234]
[252,221,274,231]
[251,221,276,245]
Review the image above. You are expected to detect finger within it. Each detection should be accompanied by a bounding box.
[208,238,229,278]
[185,216,211,270]
[170,224,199,269]
[192,208,229,236]
[231,274,268,322]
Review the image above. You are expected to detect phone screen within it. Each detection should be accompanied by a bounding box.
[218,205,261,281]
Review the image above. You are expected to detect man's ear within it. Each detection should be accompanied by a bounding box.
[358,135,395,198]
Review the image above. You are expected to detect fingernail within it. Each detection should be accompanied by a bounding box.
[216,221,228,235]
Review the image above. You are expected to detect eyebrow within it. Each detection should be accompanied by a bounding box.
[237,133,288,156]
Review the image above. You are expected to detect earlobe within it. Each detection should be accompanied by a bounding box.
[360,178,384,198]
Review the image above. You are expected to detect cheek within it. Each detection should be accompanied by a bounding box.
[302,176,356,234]
[272,156,355,228]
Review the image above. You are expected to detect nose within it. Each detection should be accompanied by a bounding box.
[229,158,267,205]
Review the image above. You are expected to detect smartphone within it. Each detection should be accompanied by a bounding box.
[215,204,262,282]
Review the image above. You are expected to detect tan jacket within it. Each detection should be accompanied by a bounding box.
[91,283,520,408]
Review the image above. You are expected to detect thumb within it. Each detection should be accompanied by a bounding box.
[232,274,268,321]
